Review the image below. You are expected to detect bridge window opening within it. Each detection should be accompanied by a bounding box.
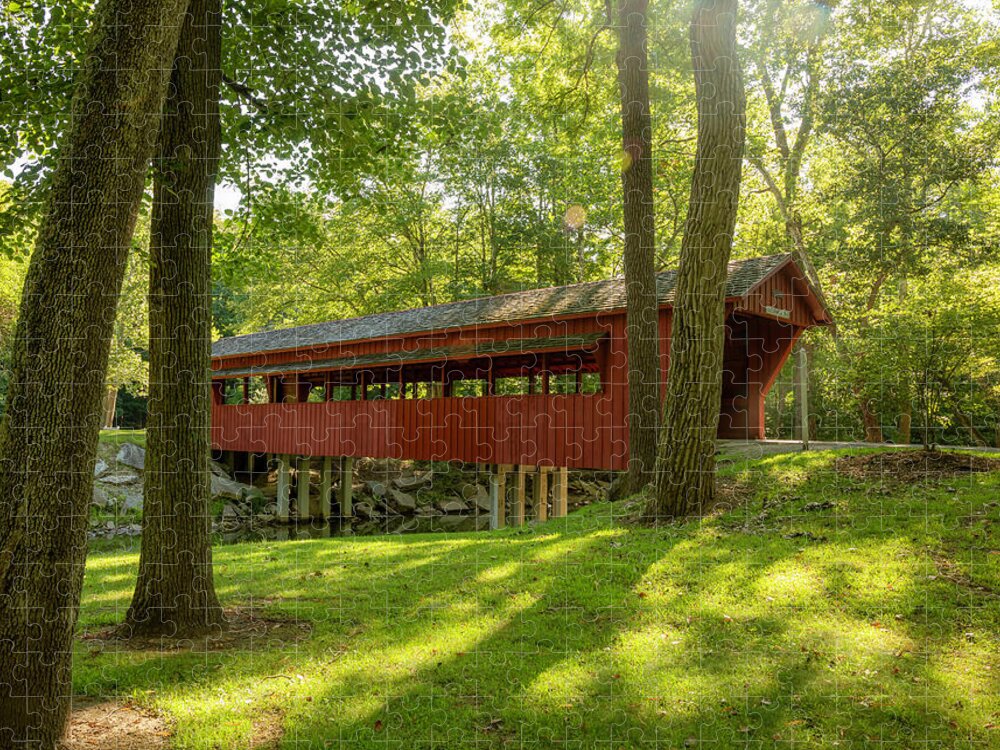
[451,378,487,397]
[222,379,244,405]
[215,342,606,405]
[494,376,530,395]
[549,373,578,395]
[323,378,356,401]
[246,376,269,403]
[580,372,602,394]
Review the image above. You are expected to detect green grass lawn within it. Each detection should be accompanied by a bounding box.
[97,428,146,449]
[77,450,1000,749]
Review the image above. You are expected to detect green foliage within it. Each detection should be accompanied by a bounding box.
[868,267,1000,447]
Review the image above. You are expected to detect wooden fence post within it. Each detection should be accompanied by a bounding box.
[276,455,291,522]
[798,345,810,451]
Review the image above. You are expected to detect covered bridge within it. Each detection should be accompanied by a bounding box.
[211,253,831,522]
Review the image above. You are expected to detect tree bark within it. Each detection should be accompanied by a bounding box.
[103,386,118,429]
[123,0,225,637]
[0,0,189,745]
[858,392,884,443]
[648,0,746,519]
[612,0,660,497]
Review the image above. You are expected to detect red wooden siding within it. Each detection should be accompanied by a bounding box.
[212,393,618,469]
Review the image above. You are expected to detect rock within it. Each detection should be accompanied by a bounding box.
[393,472,432,491]
[122,489,144,511]
[93,459,109,478]
[116,442,146,471]
[376,499,400,516]
[99,473,140,486]
[463,484,491,513]
[388,488,417,512]
[210,460,231,478]
[415,505,442,516]
[366,481,388,498]
[91,486,113,509]
[354,501,375,519]
[222,504,242,520]
[438,498,469,514]
[211,474,256,501]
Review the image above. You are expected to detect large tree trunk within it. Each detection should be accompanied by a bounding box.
[122,0,225,637]
[613,0,660,497]
[103,386,118,429]
[648,0,746,519]
[0,0,189,745]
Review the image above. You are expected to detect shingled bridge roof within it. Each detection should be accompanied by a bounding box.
[213,253,794,359]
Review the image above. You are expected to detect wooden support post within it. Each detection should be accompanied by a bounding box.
[533,466,550,522]
[489,464,510,530]
[276,455,291,522]
[318,456,333,519]
[552,466,569,518]
[339,456,354,518]
[797,345,809,451]
[513,466,528,526]
[297,456,311,520]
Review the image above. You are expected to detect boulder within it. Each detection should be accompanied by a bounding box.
[99,473,140,486]
[388,488,417,512]
[365,481,388,498]
[415,505,442,516]
[210,460,231,478]
[91,485,113,509]
[438,498,469,514]
[122,489,144,511]
[393,472,432,491]
[463,484,491,513]
[116,442,146,471]
[354,501,375,518]
[211,474,256,501]
[93,459,109,478]
[222,504,243,521]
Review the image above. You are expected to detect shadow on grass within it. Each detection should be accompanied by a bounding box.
[74,453,1000,749]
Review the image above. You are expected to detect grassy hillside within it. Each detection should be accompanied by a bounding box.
[75,451,999,749]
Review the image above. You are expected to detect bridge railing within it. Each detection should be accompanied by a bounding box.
[210,392,623,470]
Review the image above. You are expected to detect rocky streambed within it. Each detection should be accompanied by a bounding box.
[91,443,614,542]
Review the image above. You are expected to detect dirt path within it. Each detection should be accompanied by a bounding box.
[65,697,171,750]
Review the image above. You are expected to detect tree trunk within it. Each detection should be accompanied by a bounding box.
[103,386,118,429]
[898,410,912,445]
[0,0,189,745]
[613,0,660,497]
[123,0,224,637]
[648,0,746,519]
[859,393,883,442]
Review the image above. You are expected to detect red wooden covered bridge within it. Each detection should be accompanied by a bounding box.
[211,253,831,523]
